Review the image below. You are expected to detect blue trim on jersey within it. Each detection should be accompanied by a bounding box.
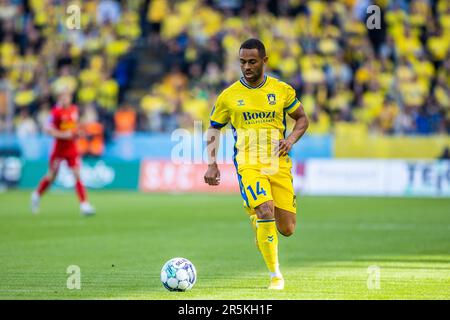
[240,74,267,89]
[231,124,249,208]
[236,171,249,208]
[210,120,227,129]
[284,98,300,112]
[257,219,276,223]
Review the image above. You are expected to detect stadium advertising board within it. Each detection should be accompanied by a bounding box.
[0,156,22,189]
[404,161,450,197]
[15,158,450,196]
[302,159,450,197]
[139,160,239,192]
[19,159,140,190]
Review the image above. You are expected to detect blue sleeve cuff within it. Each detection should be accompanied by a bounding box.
[210,120,227,129]
[284,98,300,112]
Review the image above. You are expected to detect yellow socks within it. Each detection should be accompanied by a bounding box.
[256,219,280,276]
[249,214,258,232]
[249,215,260,251]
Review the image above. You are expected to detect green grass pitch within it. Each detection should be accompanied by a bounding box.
[0,191,449,299]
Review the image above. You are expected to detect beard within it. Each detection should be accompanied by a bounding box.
[243,69,262,83]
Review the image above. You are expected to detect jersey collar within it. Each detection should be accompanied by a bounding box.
[240,74,267,89]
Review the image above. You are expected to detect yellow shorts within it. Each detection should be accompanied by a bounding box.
[236,165,297,215]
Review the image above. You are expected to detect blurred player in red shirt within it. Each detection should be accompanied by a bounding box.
[31,91,95,216]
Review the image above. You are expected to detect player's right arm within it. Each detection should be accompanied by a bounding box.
[43,110,74,140]
[204,92,230,186]
[204,126,221,186]
[44,126,74,140]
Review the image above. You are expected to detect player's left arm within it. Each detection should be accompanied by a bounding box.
[278,103,309,156]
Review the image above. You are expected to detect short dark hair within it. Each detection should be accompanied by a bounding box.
[239,38,266,58]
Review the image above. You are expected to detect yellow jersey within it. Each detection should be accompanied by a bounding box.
[210,74,301,170]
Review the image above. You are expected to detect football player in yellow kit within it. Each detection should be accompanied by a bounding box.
[204,39,309,290]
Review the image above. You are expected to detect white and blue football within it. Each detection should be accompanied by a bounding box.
[160,257,197,291]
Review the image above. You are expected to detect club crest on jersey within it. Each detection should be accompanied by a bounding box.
[267,93,276,105]
[237,99,245,106]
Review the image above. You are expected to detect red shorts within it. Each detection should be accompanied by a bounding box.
[49,152,81,171]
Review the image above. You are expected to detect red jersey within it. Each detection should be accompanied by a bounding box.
[49,104,79,157]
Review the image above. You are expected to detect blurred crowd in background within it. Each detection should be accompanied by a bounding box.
[0,0,449,149]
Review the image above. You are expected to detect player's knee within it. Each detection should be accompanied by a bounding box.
[255,202,274,220]
[72,171,80,181]
[47,172,57,182]
[278,223,295,237]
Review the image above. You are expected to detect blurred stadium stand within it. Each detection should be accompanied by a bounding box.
[0,0,449,160]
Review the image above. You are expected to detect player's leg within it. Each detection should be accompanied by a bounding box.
[239,169,283,289]
[31,155,60,214]
[270,166,297,236]
[255,166,296,289]
[246,207,260,251]
[275,208,296,237]
[239,171,261,250]
[68,156,95,216]
[254,200,284,289]
[35,169,58,196]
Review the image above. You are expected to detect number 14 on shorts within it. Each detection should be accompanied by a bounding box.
[247,182,267,200]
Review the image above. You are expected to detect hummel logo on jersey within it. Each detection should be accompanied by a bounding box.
[237,99,245,106]
[268,235,274,242]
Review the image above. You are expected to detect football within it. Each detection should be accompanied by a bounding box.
[160,257,197,291]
